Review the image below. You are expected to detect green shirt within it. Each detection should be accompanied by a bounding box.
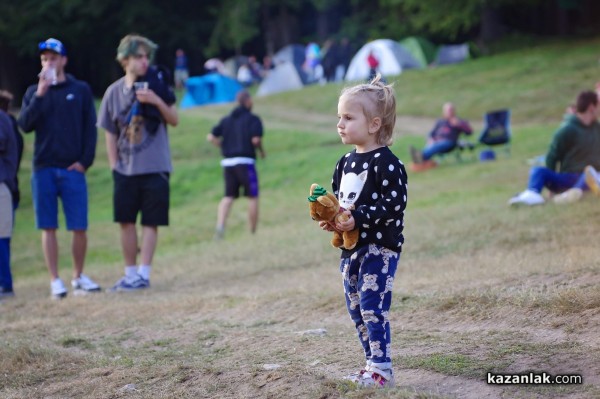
[546,114,600,173]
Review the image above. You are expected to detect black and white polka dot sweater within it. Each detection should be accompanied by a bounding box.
[332,146,407,258]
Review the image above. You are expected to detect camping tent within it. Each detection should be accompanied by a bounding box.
[435,44,470,65]
[180,73,242,108]
[399,36,437,68]
[223,55,248,79]
[256,62,304,97]
[273,44,305,67]
[345,39,421,81]
[272,44,309,84]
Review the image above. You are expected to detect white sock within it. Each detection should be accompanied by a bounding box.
[125,266,138,279]
[138,265,151,280]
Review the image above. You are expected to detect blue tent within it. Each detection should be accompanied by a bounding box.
[180,73,242,108]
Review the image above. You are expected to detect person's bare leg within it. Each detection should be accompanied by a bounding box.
[120,223,138,266]
[248,197,259,234]
[42,229,59,280]
[140,225,158,266]
[216,196,234,237]
[71,230,87,279]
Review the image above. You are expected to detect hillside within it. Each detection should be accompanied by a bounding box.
[2,37,600,399]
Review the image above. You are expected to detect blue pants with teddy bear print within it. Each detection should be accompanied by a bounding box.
[340,243,399,368]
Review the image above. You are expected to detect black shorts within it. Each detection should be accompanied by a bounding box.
[113,171,170,226]
[224,164,259,198]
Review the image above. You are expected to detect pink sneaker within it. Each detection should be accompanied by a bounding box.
[344,367,395,388]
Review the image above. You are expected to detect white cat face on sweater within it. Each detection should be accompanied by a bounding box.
[339,170,367,209]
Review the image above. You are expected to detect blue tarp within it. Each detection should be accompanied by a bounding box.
[180,73,242,108]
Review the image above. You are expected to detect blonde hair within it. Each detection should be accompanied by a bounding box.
[340,74,396,145]
[116,34,158,64]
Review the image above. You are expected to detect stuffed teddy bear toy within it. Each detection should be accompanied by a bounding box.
[308,183,359,250]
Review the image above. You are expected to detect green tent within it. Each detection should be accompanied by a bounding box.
[399,36,437,68]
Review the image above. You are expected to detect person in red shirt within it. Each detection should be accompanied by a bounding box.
[367,51,379,81]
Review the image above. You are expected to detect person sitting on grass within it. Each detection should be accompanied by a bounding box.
[550,165,600,204]
[509,90,600,206]
[409,102,472,171]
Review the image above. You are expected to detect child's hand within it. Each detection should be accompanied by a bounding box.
[335,211,355,231]
[319,221,334,231]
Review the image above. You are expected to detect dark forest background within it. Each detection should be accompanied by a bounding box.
[1,0,599,101]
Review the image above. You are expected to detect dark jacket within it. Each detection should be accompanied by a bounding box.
[137,65,176,134]
[7,114,23,206]
[18,74,97,171]
[546,114,600,173]
[0,111,18,194]
[428,118,472,143]
[212,106,263,159]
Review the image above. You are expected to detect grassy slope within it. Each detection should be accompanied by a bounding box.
[3,36,600,398]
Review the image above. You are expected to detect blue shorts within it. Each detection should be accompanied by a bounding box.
[31,167,88,230]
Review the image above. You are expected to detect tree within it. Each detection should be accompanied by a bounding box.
[206,0,261,56]
[380,0,544,41]
[0,0,220,97]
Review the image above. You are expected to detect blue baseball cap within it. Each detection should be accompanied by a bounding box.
[38,38,67,56]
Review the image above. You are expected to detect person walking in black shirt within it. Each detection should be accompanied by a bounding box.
[207,91,265,239]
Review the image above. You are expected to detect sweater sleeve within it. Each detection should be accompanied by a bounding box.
[458,119,473,135]
[251,115,263,137]
[79,84,98,169]
[211,118,224,137]
[428,120,441,139]
[351,159,407,229]
[17,87,42,133]
[331,159,341,195]
[546,124,571,171]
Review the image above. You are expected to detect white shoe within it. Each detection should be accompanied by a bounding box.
[72,274,101,293]
[508,189,545,206]
[51,278,68,299]
[584,165,600,196]
[343,365,395,388]
[553,188,583,205]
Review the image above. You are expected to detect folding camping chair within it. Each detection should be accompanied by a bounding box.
[478,109,511,156]
[434,109,511,163]
[436,139,475,163]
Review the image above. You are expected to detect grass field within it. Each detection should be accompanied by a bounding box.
[2,36,600,398]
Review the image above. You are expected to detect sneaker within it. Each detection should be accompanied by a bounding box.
[508,189,545,206]
[0,286,15,298]
[345,367,395,388]
[107,274,150,292]
[71,274,101,294]
[51,278,68,299]
[584,165,600,196]
[553,188,583,205]
[409,159,437,173]
[409,146,423,164]
[343,369,369,383]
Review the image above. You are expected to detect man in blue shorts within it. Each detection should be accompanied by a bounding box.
[98,34,178,291]
[18,38,99,299]
[207,91,265,239]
